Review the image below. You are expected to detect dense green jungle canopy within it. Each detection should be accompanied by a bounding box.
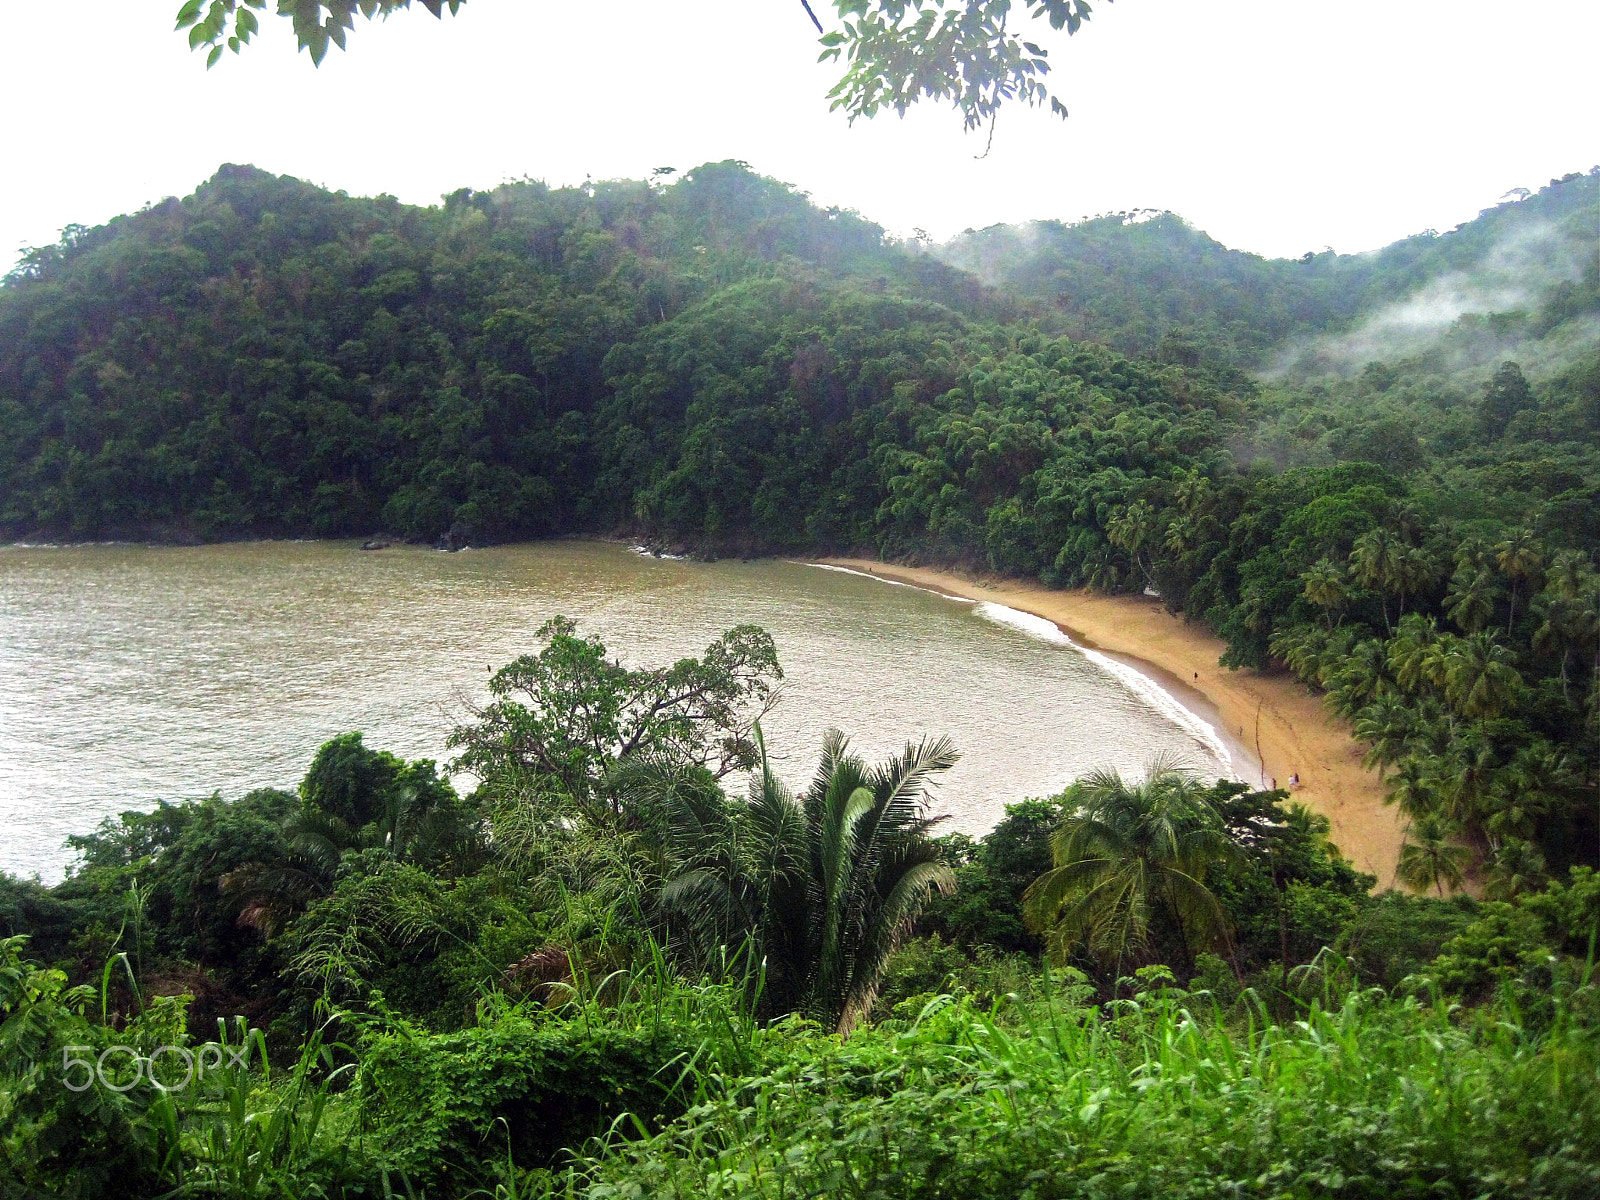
[2,162,1596,550]
[940,169,1600,367]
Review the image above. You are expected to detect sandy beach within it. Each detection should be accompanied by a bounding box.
[821,558,1404,890]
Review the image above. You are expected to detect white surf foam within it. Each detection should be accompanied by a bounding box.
[972,601,1241,778]
[798,562,1246,782]
[802,562,973,603]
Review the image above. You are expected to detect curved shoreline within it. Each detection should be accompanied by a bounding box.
[818,558,1403,890]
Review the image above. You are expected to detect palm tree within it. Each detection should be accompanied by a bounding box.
[1547,578,1600,742]
[224,808,359,935]
[1437,723,1500,827]
[1269,623,1327,683]
[225,741,478,935]
[1163,510,1210,558]
[1395,545,1441,620]
[663,727,957,1033]
[1396,813,1472,896]
[1353,696,1416,773]
[1531,568,1598,702]
[1454,535,1492,575]
[1494,527,1545,634]
[655,750,798,970]
[807,732,958,1030]
[1324,638,1392,720]
[1310,628,1360,690]
[1164,472,1219,559]
[1300,559,1349,631]
[1543,549,1592,600]
[1084,546,1124,592]
[1483,838,1548,901]
[1023,754,1237,975]
[1387,613,1444,695]
[1533,591,1586,700]
[1280,802,1339,859]
[1264,802,1340,981]
[1482,742,1575,847]
[1171,468,1213,518]
[1579,588,1600,822]
[1480,770,1548,847]
[1349,527,1404,632]
[1107,500,1160,590]
[1446,567,1499,634]
[1383,755,1438,822]
[1442,631,1522,719]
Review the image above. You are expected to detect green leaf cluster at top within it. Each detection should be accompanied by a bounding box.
[176,0,464,68]
[170,0,1110,134]
[823,1,1109,132]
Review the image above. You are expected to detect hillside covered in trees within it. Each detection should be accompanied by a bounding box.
[0,160,1014,547]
[3,161,1595,550]
[937,169,1600,372]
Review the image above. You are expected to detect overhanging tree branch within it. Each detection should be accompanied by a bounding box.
[174,0,1112,132]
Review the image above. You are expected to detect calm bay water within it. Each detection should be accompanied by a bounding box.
[0,540,1243,880]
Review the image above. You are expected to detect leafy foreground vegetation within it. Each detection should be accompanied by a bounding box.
[8,946,1600,1200]
[174,0,1108,139]
[6,622,1600,1196]
[554,978,1600,1200]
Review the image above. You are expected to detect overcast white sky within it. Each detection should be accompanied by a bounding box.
[2,0,1597,272]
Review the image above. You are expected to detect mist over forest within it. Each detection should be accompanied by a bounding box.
[936,167,1599,379]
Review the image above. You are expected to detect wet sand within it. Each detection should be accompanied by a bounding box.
[820,558,1403,889]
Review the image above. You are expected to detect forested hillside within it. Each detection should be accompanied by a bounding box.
[0,161,1011,546]
[938,169,1600,371]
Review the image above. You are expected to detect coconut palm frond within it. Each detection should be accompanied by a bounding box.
[1027,758,1238,970]
[658,724,957,1031]
[872,734,960,819]
[838,856,955,1033]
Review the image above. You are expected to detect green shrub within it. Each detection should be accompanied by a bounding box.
[1337,891,1479,987]
[1431,901,1551,996]
[553,984,1600,1199]
[871,935,1036,1018]
[359,1012,697,1183]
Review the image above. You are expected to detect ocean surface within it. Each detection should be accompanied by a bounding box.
[0,539,1247,880]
